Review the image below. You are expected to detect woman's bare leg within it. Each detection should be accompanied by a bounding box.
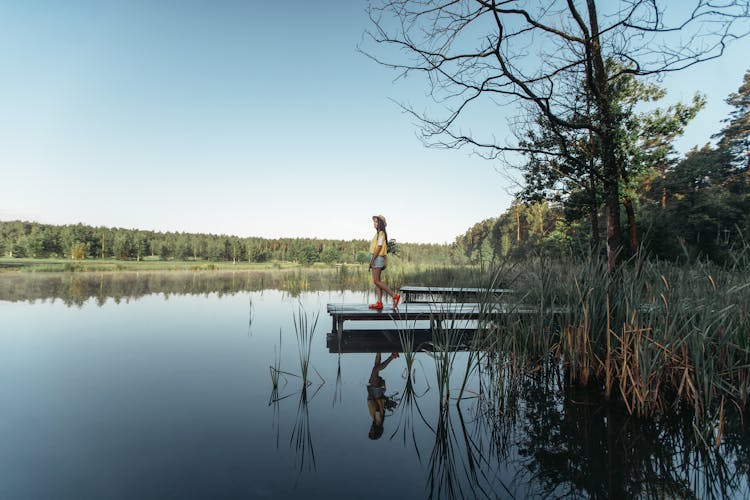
[372,268,394,299]
[372,268,384,302]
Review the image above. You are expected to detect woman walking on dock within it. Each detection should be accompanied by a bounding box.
[369,214,400,310]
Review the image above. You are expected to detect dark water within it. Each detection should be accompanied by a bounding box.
[1,272,749,499]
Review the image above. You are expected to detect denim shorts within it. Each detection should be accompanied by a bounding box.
[367,384,386,400]
[371,255,386,269]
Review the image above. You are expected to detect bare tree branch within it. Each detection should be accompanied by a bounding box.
[361,0,750,272]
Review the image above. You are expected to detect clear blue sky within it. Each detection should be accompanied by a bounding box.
[1,1,748,244]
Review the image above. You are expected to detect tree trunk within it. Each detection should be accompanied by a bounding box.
[587,0,622,274]
[624,196,638,255]
[602,158,622,274]
[589,157,600,253]
[589,206,599,253]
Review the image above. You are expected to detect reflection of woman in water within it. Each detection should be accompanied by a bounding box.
[367,352,399,440]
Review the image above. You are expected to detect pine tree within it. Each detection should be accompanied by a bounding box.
[714,69,750,169]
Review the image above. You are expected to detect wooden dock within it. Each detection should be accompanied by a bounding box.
[326,301,532,334]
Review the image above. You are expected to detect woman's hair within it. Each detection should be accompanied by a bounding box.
[369,422,384,440]
[373,217,388,244]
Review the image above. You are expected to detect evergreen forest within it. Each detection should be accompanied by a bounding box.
[0,220,456,266]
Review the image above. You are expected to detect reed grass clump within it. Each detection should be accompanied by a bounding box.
[293,304,320,387]
[480,247,750,433]
[269,329,283,391]
[430,319,462,407]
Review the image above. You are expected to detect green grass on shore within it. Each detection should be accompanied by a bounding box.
[0,257,316,273]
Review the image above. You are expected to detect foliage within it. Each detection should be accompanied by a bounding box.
[515,62,705,255]
[70,242,87,260]
[355,251,369,264]
[714,68,750,168]
[454,201,568,263]
[0,221,456,267]
[319,246,341,264]
[295,245,319,265]
[639,146,749,262]
[386,238,399,256]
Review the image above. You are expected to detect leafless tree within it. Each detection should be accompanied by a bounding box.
[362,0,750,273]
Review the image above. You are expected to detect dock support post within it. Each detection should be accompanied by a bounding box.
[429,314,441,333]
[331,316,344,334]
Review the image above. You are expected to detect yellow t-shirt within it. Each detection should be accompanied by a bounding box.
[370,231,387,256]
[368,398,385,420]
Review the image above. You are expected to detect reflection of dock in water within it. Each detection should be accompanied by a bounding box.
[325,328,476,354]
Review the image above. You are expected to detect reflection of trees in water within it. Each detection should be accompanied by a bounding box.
[392,353,750,499]
[0,269,371,306]
[0,265,483,305]
[499,370,750,499]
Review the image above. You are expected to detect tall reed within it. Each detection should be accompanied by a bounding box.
[393,329,433,454]
[293,304,320,388]
[478,244,750,433]
[269,329,282,391]
[425,406,498,499]
[429,313,465,407]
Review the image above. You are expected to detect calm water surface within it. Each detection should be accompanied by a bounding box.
[1,272,749,499]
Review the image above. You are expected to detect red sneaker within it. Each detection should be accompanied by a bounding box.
[369,301,383,310]
[392,294,401,308]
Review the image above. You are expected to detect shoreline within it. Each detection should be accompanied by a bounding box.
[0,257,354,274]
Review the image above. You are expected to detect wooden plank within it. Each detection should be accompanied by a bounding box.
[328,302,522,315]
[327,302,507,319]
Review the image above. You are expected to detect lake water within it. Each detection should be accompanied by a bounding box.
[1,272,749,499]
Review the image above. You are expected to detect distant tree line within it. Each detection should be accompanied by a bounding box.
[0,220,457,265]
